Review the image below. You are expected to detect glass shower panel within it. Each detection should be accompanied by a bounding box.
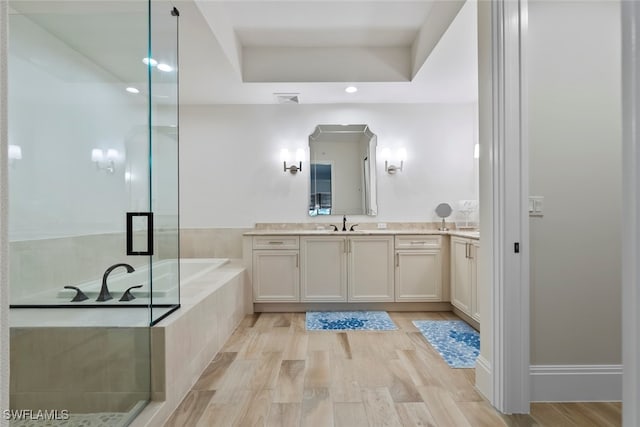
[149,2,180,324]
[8,0,154,423]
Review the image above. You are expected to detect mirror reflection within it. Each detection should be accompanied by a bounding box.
[309,124,377,216]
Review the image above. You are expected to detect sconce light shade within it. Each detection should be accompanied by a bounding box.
[282,148,303,174]
[474,143,480,159]
[92,148,117,174]
[91,148,104,162]
[8,145,22,161]
[383,148,406,174]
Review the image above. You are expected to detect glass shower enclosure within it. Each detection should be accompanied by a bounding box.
[7,0,178,423]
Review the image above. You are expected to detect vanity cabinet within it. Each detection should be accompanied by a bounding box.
[348,235,395,302]
[252,236,300,302]
[395,235,442,302]
[301,235,394,302]
[450,236,480,322]
[300,236,347,302]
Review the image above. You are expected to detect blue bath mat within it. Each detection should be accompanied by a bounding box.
[306,311,397,331]
[412,320,480,368]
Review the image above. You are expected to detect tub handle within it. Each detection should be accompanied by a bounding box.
[64,286,89,302]
[120,285,143,302]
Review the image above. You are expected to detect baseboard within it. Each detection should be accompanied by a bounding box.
[475,355,493,402]
[530,365,622,402]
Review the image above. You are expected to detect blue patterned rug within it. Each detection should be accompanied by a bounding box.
[306,311,397,331]
[412,320,480,368]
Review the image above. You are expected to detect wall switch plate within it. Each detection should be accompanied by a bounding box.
[529,196,544,217]
[377,222,387,229]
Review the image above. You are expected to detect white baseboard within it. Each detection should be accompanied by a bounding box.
[530,365,622,402]
[475,355,493,402]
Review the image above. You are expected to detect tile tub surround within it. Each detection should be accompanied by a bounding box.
[9,233,162,303]
[180,228,251,259]
[129,260,251,427]
[10,326,151,414]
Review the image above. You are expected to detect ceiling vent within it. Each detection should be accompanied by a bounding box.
[274,93,300,104]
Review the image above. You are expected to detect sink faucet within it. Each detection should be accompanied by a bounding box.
[97,263,135,302]
[342,215,347,231]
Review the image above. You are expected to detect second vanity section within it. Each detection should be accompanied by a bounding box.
[244,230,480,326]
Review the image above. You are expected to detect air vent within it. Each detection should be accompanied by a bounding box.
[274,93,300,104]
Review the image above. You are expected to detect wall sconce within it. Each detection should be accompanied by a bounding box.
[92,148,118,174]
[281,148,304,174]
[8,145,22,165]
[474,143,480,159]
[381,148,406,174]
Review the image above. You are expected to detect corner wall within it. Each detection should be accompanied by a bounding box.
[528,0,622,401]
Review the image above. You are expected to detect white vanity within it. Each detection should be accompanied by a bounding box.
[243,227,479,327]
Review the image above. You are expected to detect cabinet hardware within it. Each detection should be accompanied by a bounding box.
[396,253,400,267]
[296,254,299,268]
[465,243,470,258]
[268,241,284,245]
[410,241,424,245]
[348,239,351,253]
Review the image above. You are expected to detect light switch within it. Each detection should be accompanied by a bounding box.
[529,196,544,217]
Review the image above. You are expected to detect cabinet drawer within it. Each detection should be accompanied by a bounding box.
[395,235,441,249]
[253,235,299,250]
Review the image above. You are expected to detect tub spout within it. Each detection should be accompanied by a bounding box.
[97,263,135,302]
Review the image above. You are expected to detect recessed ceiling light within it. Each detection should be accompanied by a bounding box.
[142,57,157,67]
[345,86,358,94]
[157,63,173,72]
[126,87,140,94]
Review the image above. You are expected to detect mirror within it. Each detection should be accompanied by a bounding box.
[309,124,378,216]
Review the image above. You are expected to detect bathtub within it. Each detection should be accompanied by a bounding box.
[56,258,229,303]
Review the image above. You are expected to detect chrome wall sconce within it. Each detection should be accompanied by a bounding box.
[8,145,22,165]
[281,148,304,174]
[381,148,407,174]
[92,148,118,174]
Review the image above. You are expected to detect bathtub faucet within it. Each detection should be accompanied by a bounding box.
[97,263,135,302]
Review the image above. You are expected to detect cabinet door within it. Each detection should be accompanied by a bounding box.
[395,250,442,302]
[471,241,481,322]
[253,250,299,302]
[300,237,347,302]
[348,236,394,302]
[450,237,472,314]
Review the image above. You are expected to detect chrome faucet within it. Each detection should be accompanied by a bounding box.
[97,263,135,302]
[342,215,347,231]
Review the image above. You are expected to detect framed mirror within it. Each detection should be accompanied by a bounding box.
[308,124,377,216]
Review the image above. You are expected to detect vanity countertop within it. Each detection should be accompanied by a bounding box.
[244,229,480,240]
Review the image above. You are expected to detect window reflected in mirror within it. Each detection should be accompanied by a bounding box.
[308,124,378,216]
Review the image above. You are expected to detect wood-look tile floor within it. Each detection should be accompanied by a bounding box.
[165,312,621,427]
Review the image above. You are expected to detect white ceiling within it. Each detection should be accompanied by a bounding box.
[10,0,478,105]
[181,0,478,104]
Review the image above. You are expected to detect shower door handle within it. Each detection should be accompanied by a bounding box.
[126,212,154,256]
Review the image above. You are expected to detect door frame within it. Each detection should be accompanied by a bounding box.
[477,0,531,413]
[621,2,640,425]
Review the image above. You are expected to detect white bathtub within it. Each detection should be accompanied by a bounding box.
[56,258,229,302]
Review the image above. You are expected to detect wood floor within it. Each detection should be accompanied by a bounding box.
[164,312,621,427]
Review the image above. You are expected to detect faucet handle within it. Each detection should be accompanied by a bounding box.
[120,285,143,302]
[350,224,359,232]
[330,225,339,231]
[64,286,89,302]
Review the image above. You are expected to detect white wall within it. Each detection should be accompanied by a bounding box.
[8,15,148,240]
[528,1,621,365]
[180,103,478,228]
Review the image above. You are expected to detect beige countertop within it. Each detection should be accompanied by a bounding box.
[245,228,480,240]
